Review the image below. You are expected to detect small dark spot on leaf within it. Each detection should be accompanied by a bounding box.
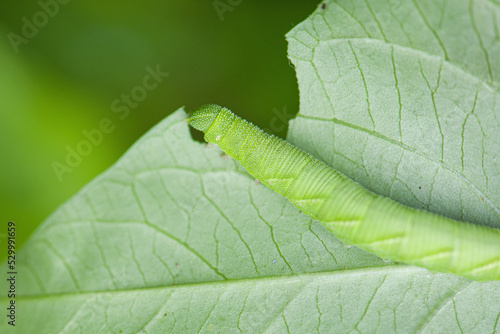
[164,313,167,316]
[419,186,422,189]
[321,3,326,9]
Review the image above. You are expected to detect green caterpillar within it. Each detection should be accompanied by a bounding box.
[189,104,500,282]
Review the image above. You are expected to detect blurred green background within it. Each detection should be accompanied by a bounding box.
[0,1,318,249]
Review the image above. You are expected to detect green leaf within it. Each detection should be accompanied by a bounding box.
[287,0,500,228]
[2,109,499,333]
[3,1,500,333]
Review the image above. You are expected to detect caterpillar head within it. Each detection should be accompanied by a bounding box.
[189,104,223,132]
[190,104,237,144]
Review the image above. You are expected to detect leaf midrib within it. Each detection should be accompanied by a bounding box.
[4,264,414,301]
